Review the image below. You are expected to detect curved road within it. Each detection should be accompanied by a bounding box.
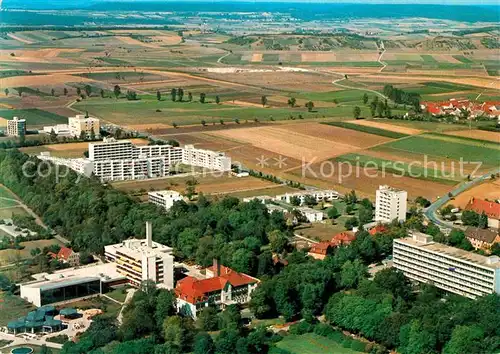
[424,168,500,229]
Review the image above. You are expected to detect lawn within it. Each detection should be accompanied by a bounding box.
[0,239,64,264]
[0,206,28,219]
[104,287,129,303]
[67,296,122,321]
[323,121,408,139]
[0,291,36,326]
[0,185,19,208]
[275,333,363,354]
[295,220,349,241]
[0,108,67,126]
[381,134,499,167]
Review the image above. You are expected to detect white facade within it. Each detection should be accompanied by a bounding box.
[149,190,183,211]
[274,190,339,205]
[92,157,171,182]
[393,232,500,299]
[375,185,407,222]
[6,117,26,137]
[68,114,100,139]
[182,144,231,171]
[297,207,324,223]
[38,153,94,177]
[42,124,71,136]
[89,138,135,161]
[104,222,174,289]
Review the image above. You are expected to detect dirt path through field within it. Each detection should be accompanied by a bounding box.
[7,33,33,44]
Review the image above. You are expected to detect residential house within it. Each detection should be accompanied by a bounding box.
[49,247,80,266]
[308,231,356,260]
[465,198,500,229]
[465,227,500,251]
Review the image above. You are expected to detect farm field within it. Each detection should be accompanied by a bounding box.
[445,179,500,210]
[0,206,28,219]
[0,108,67,128]
[344,119,423,135]
[323,121,409,139]
[112,173,285,200]
[211,122,391,163]
[0,185,19,208]
[444,129,500,143]
[220,185,299,199]
[20,138,149,158]
[275,333,363,354]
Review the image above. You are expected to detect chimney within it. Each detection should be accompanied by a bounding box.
[213,258,221,277]
[146,221,152,248]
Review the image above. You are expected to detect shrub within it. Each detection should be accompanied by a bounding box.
[289,321,314,335]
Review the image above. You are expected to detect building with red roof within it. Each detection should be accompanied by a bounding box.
[369,224,388,236]
[465,198,500,229]
[421,99,500,120]
[49,247,80,266]
[175,259,259,319]
[307,231,356,260]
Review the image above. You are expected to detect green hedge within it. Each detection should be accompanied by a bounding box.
[322,121,408,139]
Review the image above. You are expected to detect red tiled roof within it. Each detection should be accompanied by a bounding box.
[332,231,356,244]
[309,241,333,255]
[175,266,258,304]
[465,198,500,220]
[57,247,73,261]
[369,224,387,236]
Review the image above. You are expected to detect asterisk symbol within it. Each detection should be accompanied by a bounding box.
[273,155,288,169]
[256,155,269,168]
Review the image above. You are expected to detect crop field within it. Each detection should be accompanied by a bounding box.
[0,108,67,127]
[210,122,390,163]
[112,173,283,201]
[343,119,423,135]
[379,133,499,168]
[323,121,409,138]
[445,179,500,209]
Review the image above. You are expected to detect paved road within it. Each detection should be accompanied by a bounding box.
[424,168,500,229]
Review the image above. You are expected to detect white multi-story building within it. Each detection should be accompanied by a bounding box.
[297,207,324,223]
[393,232,500,299]
[7,117,26,137]
[38,153,94,177]
[104,222,174,289]
[38,138,230,182]
[68,114,100,139]
[375,185,407,222]
[274,190,339,205]
[149,190,183,211]
[182,144,231,171]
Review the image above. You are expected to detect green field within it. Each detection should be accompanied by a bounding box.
[0,206,28,219]
[380,133,500,167]
[73,96,384,126]
[0,108,67,126]
[0,291,35,326]
[0,185,19,208]
[0,239,64,264]
[275,333,363,354]
[452,55,474,64]
[323,121,408,139]
[335,153,459,183]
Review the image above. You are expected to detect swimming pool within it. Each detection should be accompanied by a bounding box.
[10,347,34,354]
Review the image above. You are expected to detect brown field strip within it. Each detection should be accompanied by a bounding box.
[345,119,423,135]
[444,130,500,143]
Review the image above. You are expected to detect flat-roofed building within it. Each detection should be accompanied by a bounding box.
[20,262,125,307]
[68,114,100,139]
[274,189,339,205]
[7,116,26,137]
[42,124,71,136]
[182,144,231,171]
[393,232,500,299]
[89,137,135,161]
[104,222,174,289]
[149,190,183,211]
[297,207,324,223]
[375,185,407,223]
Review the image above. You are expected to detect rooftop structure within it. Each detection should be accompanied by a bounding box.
[175,259,259,319]
[375,185,407,223]
[393,232,500,299]
[104,222,174,288]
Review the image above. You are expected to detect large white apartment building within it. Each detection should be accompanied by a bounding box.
[182,144,231,171]
[375,185,407,222]
[149,190,183,211]
[7,117,26,137]
[39,138,231,182]
[38,153,94,177]
[104,222,174,289]
[393,232,500,299]
[68,114,100,139]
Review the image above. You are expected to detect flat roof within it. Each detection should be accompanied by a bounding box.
[395,237,500,269]
[105,238,173,260]
[149,190,181,197]
[23,263,125,289]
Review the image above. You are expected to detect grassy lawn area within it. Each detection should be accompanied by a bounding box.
[104,287,129,303]
[295,219,349,241]
[0,185,19,208]
[0,206,28,219]
[67,296,122,321]
[249,317,285,329]
[0,239,64,264]
[0,291,36,326]
[276,333,363,354]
